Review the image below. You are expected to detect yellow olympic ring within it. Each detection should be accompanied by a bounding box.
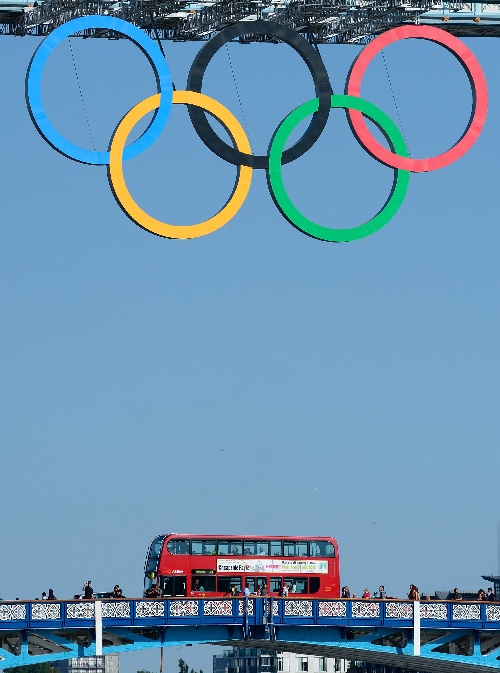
[108,90,252,239]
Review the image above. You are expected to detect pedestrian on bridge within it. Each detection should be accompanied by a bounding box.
[113,586,125,598]
[47,589,57,600]
[408,585,420,600]
[83,581,94,599]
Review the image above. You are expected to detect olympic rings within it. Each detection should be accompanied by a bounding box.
[108,91,252,239]
[268,95,409,242]
[345,25,488,172]
[186,20,333,170]
[25,18,489,241]
[26,15,173,165]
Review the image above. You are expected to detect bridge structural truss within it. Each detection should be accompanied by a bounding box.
[4,0,500,44]
[1,598,500,673]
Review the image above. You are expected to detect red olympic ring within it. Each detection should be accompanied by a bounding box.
[345,25,488,173]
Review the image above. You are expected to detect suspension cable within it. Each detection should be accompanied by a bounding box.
[68,37,95,152]
[381,49,409,156]
[150,11,176,90]
[225,42,250,142]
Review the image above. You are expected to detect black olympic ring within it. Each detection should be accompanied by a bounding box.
[186,20,333,169]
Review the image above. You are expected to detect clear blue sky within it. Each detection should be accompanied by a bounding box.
[0,23,499,673]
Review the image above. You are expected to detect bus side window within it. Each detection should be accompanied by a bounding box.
[310,540,335,557]
[245,541,270,556]
[192,540,215,555]
[309,578,320,594]
[192,575,216,592]
[270,577,282,593]
[270,540,283,556]
[246,577,257,593]
[167,539,190,555]
[295,579,307,594]
[256,541,269,556]
[295,541,308,557]
[217,577,242,595]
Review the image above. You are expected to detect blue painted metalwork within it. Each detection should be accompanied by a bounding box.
[0,599,499,672]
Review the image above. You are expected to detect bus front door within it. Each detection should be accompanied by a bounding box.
[162,576,187,596]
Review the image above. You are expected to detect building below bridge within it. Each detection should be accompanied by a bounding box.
[213,647,348,673]
[213,648,442,673]
[53,654,119,673]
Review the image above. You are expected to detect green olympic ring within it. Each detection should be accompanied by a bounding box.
[267,95,410,243]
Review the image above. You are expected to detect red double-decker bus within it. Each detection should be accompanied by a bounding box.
[144,534,340,599]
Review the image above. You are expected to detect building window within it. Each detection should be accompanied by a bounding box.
[278,658,290,672]
[297,658,308,672]
[314,658,326,672]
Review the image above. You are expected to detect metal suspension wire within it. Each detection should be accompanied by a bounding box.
[225,43,250,144]
[68,36,96,151]
[150,11,176,90]
[381,49,410,156]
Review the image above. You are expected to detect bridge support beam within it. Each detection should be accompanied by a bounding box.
[95,601,102,656]
[413,600,420,656]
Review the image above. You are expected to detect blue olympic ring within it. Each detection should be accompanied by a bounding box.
[26,15,173,165]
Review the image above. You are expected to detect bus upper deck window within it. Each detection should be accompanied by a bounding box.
[310,541,335,557]
[270,540,283,556]
[244,541,269,556]
[151,537,164,557]
[255,541,269,556]
[167,539,190,555]
[192,540,216,555]
[218,540,242,555]
[295,541,308,557]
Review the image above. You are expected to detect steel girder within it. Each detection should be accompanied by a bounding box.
[1,0,500,42]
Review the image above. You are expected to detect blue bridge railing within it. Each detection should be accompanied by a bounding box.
[0,598,499,671]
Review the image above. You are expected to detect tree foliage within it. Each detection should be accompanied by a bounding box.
[7,664,53,673]
[178,658,202,673]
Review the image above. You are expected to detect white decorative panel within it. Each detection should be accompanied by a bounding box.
[136,601,165,617]
[169,600,199,617]
[420,603,447,620]
[32,603,61,620]
[67,603,95,619]
[352,602,380,618]
[452,604,480,620]
[204,600,232,616]
[238,600,254,616]
[486,605,500,621]
[102,602,131,618]
[284,600,313,617]
[318,601,346,617]
[0,604,26,620]
[385,602,413,619]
